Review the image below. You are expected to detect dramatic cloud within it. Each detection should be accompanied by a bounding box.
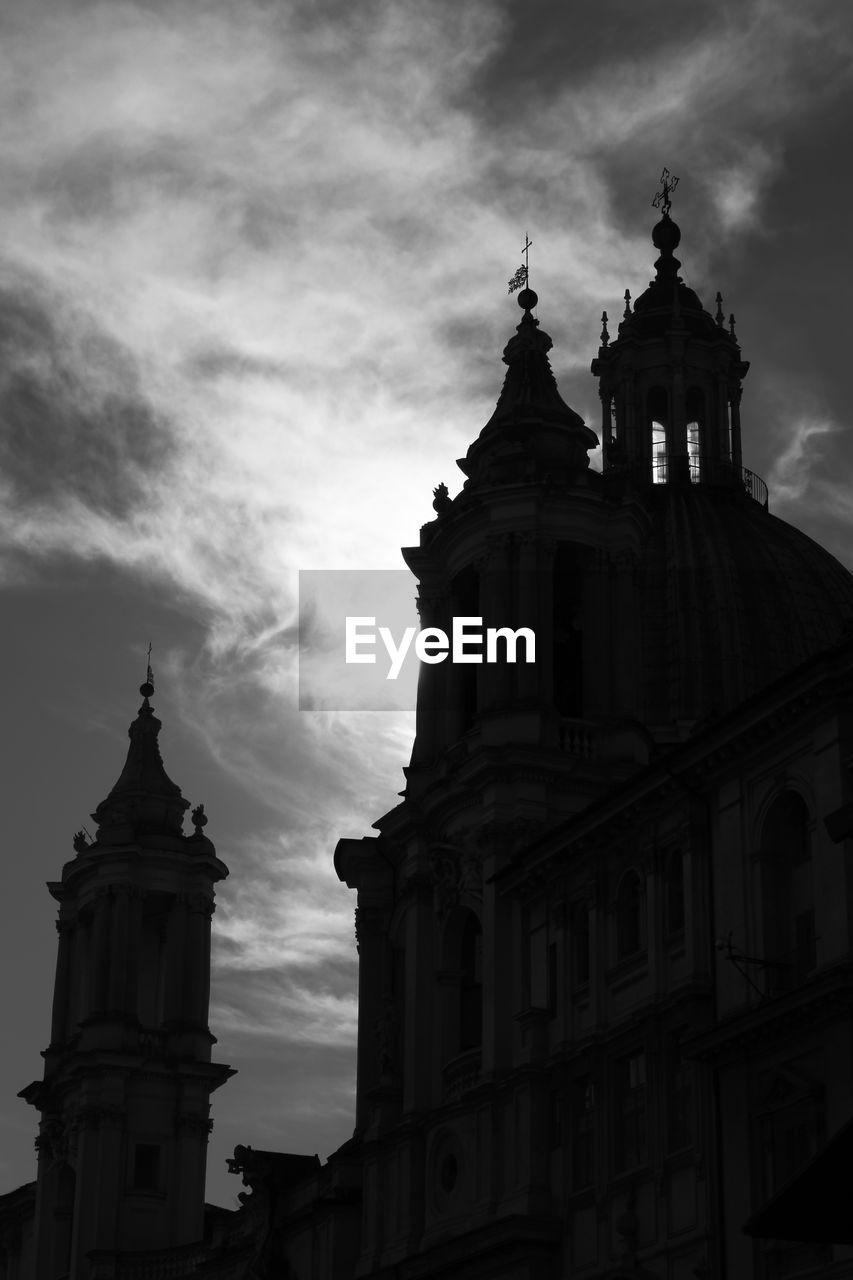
[3,0,853,1205]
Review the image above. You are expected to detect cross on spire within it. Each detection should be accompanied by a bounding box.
[507,233,534,294]
[652,167,679,215]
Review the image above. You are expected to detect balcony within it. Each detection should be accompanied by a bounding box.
[608,454,768,509]
[442,1048,481,1101]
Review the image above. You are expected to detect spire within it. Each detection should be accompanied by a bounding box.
[91,667,189,843]
[591,176,751,487]
[458,287,598,487]
[487,288,583,428]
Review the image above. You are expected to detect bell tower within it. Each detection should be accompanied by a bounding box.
[20,672,233,1280]
[592,176,753,495]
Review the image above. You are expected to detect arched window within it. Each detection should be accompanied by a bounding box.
[685,386,704,480]
[648,386,668,484]
[458,913,483,1051]
[616,870,645,960]
[760,791,815,991]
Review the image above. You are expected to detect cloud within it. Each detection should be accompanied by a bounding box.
[3,0,853,1197]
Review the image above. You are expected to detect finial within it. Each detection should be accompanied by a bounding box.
[432,482,451,514]
[729,312,737,339]
[191,803,208,832]
[600,311,610,347]
[623,289,632,319]
[140,640,154,699]
[507,233,533,296]
[715,292,725,327]
[652,166,679,216]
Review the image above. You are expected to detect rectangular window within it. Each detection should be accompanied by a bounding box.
[794,909,816,982]
[549,1088,562,1149]
[615,1052,647,1171]
[759,1096,821,1197]
[666,1037,693,1151]
[573,1076,595,1188]
[547,941,558,1018]
[573,904,590,986]
[133,1143,161,1191]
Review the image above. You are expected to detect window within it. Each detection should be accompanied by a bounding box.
[664,850,685,938]
[133,1143,161,1191]
[573,903,590,986]
[614,1052,647,1171]
[760,792,815,991]
[573,1076,595,1187]
[666,1033,693,1151]
[459,914,483,1051]
[616,870,645,960]
[759,1091,822,1198]
[685,386,704,480]
[648,386,668,483]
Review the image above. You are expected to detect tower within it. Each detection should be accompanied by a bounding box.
[19,676,233,1280]
[330,201,853,1280]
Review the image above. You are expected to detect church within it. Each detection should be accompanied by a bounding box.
[3,185,853,1280]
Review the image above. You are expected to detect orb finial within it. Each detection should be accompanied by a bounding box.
[140,640,154,699]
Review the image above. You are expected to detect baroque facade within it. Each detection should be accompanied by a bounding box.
[4,203,853,1279]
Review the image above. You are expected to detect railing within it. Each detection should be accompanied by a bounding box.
[88,1242,210,1280]
[442,1048,481,1101]
[559,718,596,758]
[614,454,769,509]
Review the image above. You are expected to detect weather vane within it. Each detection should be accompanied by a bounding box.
[652,167,679,215]
[507,233,533,294]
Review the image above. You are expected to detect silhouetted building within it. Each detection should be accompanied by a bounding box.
[1,685,234,1280]
[5,203,853,1279]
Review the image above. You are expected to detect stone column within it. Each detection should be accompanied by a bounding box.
[108,886,130,1015]
[516,535,555,707]
[124,888,143,1021]
[410,587,446,764]
[50,918,75,1047]
[354,905,387,1132]
[89,892,111,1015]
[163,894,189,1025]
[184,894,213,1029]
[730,386,744,470]
[404,886,435,1112]
[478,535,513,712]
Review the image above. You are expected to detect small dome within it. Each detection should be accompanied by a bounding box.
[637,487,853,727]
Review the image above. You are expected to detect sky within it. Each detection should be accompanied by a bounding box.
[1,0,853,1210]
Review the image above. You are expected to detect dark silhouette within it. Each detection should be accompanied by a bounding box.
[4,194,853,1278]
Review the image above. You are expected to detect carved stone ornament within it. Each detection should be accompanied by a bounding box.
[34,1117,68,1163]
[428,839,483,922]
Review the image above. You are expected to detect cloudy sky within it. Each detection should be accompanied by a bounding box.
[2,0,852,1208]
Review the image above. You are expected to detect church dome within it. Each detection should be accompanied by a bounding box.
[637,484,853,726]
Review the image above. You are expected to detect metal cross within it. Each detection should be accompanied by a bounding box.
[522,233,533,275]
[146,640,154,688]
[652,167,679,214]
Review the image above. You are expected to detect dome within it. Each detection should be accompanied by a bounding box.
[630,277,719,338]
[637,485,853,727]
